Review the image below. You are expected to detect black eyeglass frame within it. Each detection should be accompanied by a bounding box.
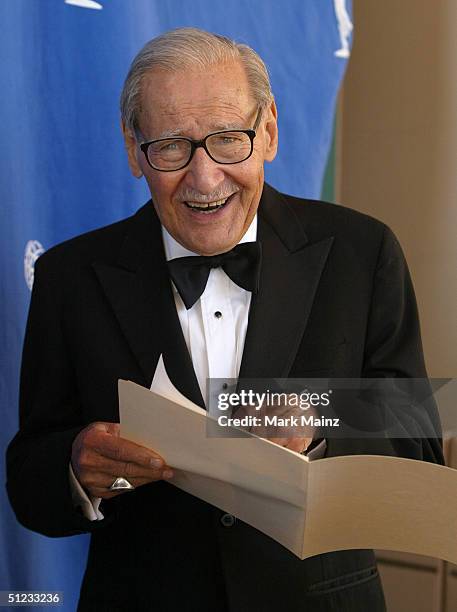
[139,106,263,172]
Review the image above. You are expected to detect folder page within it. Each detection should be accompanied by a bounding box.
[118,375,310,556]
[303,454,457,563]
[118,356,457,563]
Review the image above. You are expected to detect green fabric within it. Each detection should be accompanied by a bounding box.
[321,116,336,202]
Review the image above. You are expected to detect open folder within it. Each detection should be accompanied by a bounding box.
[119,357,457,562]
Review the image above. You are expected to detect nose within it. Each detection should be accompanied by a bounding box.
[183,146,226,194]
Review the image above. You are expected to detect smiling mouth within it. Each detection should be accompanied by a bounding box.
[184,194,235,214]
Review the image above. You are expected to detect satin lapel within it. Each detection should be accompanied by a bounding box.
[92,203,204,408]
[239,186,334,380]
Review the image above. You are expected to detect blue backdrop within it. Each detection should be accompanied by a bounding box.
[0,0,352,609]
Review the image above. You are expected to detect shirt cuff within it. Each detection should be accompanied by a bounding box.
[69,463,104,521]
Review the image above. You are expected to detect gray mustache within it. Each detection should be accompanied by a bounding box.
[177,187,239,203]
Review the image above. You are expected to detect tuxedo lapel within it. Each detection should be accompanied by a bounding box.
[239,185,334,380]
[92,202,204,407]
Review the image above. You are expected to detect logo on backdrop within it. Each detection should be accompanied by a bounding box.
[333,0,353,58]
[24,240,45,291]
[64,0,103,10]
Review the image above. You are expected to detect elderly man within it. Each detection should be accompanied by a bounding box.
[7,27,442,611]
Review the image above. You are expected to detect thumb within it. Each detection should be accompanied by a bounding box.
[92,421,120,436]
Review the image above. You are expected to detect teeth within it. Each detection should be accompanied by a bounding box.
[185,197,229,210]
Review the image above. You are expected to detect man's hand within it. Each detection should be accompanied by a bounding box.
[234,396,315,454]
[71,422,174,499]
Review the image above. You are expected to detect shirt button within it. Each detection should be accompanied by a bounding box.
[222,383,228,390]
[220,513,236,527]
[214,311,222,319]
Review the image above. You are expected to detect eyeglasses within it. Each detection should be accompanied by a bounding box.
[139,107,263,172]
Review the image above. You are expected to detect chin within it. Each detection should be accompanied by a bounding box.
[192,244,231,256]
[186,234,239,256]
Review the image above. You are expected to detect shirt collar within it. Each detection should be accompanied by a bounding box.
[162,214,258,262]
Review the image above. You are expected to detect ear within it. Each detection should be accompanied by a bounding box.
[262,99,278,163]
[121,119,143,178]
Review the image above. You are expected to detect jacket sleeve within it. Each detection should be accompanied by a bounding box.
[326,225,444,465]
[6,251,117,537]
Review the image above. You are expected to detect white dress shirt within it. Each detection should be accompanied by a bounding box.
[162,216,257,407]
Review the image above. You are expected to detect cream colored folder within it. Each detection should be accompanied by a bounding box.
[118,357,457,562]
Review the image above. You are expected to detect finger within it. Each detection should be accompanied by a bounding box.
[78,452,171,481]
[95,434,166,469]
[90,422,120,436]
[267,437,289,447]
[89,472,167,492]
[89,470,175,499]
[104,422,120,436]
[88,475,152,494]
[285,437,312,453]
[82,423,157,465]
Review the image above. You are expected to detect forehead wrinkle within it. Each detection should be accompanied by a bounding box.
[139,61,256,137]
[151,103,256,140]
[155,121,247,140]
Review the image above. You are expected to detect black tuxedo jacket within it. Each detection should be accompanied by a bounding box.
[7,184,443,611]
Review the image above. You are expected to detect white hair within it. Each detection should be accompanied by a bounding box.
[120,27,274,133]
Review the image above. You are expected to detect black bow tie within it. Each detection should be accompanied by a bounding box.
[167,242,262,310]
